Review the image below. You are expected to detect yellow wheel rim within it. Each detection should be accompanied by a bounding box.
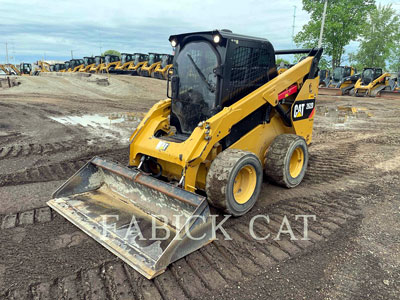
[289,147,304,178]
[233,165,257,204]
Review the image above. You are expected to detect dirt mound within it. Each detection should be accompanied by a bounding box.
[0,74,167,101]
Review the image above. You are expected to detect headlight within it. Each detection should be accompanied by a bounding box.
[171,39,177,47]
[213,35,221,43]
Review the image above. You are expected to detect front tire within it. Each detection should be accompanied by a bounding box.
[265,134,308,188]
[206,149,263,216]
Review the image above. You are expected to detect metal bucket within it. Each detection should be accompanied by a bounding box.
[48,157,214,279]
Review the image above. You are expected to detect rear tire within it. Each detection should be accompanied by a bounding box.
[206,149,263,216]
[265,134,308,188]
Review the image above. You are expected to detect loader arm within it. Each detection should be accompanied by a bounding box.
[7,64,21,76]
[129,52,320,191]
[0,64,11,75]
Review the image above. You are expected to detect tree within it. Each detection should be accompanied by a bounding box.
[276,58,290,66]
[101,50,121,58]
[353,4,400,70]
[389,43,400,72]
[294,0,375,69]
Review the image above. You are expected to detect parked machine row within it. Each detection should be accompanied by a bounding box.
[0,52,174,80]
[318,65,400,98]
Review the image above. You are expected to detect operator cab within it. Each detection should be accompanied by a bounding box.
[332,66,354,83]
[94,56,105,66]
[147,53,162,65]
[69,59,82,69]
[105,55,120,64]
[54,63,65,72]
[168,30,277,135]
[64,61,71,69]
[361,68,383,85]
[133,53,148,65]
[160,54,173,68]
[83,57,95,66]
[120,53,134,64]
[19,63,32,74]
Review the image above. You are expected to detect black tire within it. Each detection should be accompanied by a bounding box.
[206,149,263,216]
[265,134,308,188]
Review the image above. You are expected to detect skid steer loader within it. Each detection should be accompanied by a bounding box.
[319,66,356,96]
[19,63,33,75]
[60,61,70,73]
[79,57,96,72]
[354,67,392,97]
[111,53,135,74]
[127,53,148,74]
[318,69,331,87]
[54,63,66,72]
[153,54,173,80]
[99,54,120,73]
[89,56,105,73]
[138,53,162,77]
[48,30,322,279]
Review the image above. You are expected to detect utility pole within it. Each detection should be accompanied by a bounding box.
[318,0,328,48]
[5,42,9,64]
[71,50,74,59]
[292,6,297,44]
[12,45,15,65]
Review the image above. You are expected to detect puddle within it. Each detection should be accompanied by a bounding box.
[50,112,143,141]
[319,105,373,129]
[50,113,141,128]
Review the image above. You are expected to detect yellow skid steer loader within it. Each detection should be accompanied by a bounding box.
[354,67,392,97]
[48,30,323,279]
[153,54,173,80]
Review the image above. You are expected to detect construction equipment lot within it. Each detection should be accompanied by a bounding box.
[0,75,399,299]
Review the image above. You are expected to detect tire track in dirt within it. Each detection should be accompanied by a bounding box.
[0,147,128,187]
[1,171,389,300]
[0,140,126,161]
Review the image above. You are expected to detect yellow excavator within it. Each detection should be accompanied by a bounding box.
[0,64,10,75]
[127,53,148,74]
[36,61,51,73]
[138,53,162,77]
[354,67,392,97]
[0,64,17,75]
[48,29,323,279]
[5,64,21,75]
[153,54,173,79]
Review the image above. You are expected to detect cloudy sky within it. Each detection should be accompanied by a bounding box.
[0,0,399,63]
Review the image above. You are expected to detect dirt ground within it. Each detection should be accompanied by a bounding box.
[0,74,399,299]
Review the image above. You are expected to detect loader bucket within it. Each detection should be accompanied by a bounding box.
[318,87,342,96]
[47,157,214,279]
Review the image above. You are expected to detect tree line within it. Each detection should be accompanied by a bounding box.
[294,0,400,72]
